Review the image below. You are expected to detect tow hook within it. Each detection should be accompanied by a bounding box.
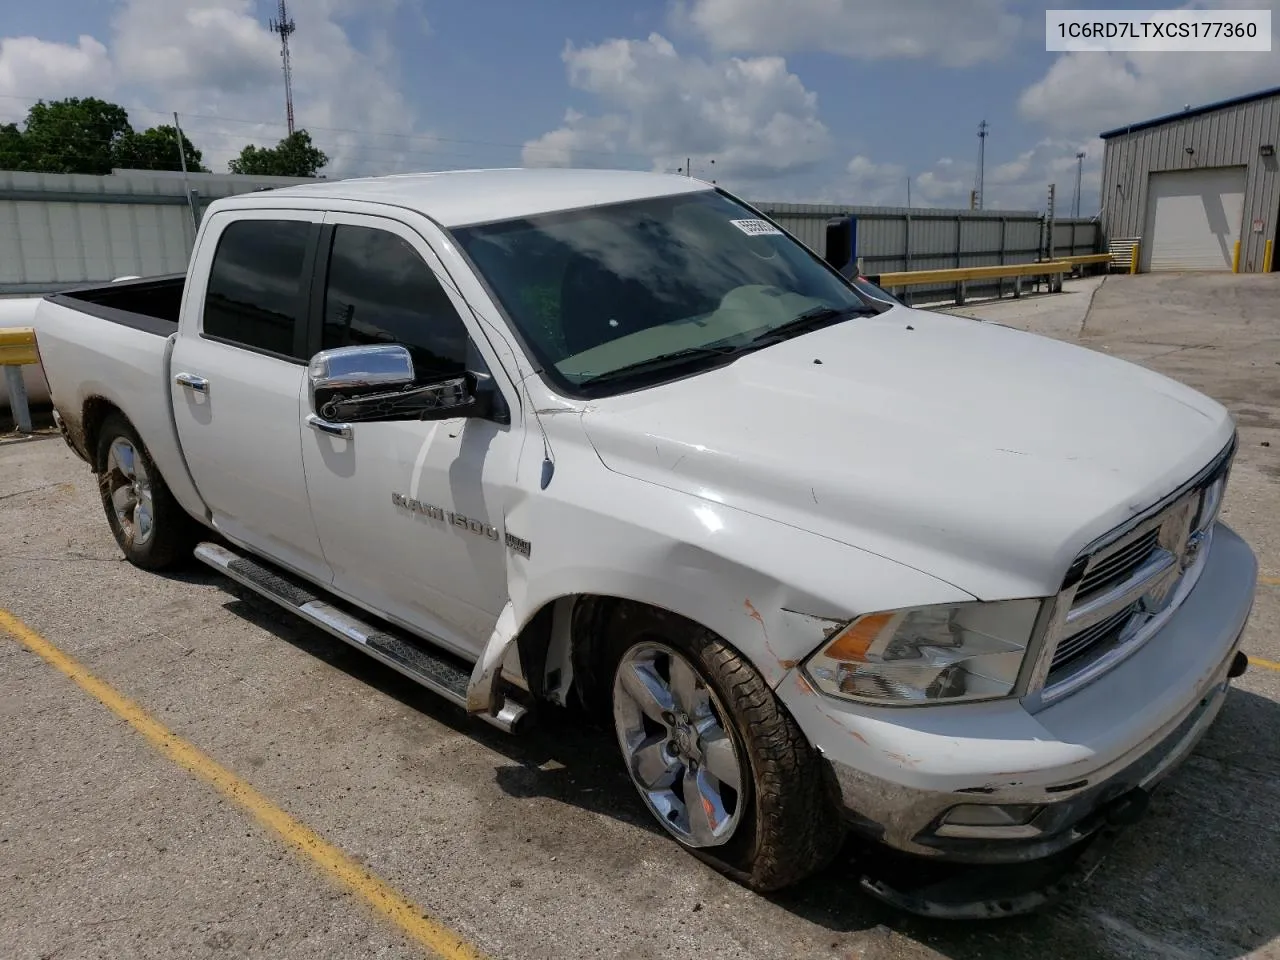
[1228,650,1249,679]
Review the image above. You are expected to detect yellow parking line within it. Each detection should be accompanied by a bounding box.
[0,608,487,960]
[1248,655,1280,673]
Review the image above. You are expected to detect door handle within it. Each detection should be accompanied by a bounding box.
[174,372,209,393]
[306,414,353,439]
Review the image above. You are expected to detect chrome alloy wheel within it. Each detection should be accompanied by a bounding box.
[613,642,745,848]
[104,437,155,548]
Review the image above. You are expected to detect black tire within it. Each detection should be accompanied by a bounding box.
[603,602,842,892]
[94,412,198,570]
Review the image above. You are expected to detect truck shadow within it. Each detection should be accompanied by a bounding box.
[215,586,1280,960]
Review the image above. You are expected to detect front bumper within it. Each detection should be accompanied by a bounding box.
[778,521,1257,863]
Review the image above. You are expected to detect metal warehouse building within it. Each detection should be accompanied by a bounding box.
[1100,85,1280,273]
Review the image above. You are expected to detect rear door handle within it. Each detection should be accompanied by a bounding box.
[306,414,353,439]
[174,372,209,393]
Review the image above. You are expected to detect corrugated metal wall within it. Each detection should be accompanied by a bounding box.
[0,170,1101,294]
[0,169,320,293]
[755,201,1098,269]
[755,201,1100,299]
[1100,92,1280,272]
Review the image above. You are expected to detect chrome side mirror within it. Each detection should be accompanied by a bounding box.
[308,343,416,392]
[308,343,482,425]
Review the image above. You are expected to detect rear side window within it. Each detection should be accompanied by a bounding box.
[321,225,469,378]
[203,219,312,358]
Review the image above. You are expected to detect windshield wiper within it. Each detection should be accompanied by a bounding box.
[747,304,870,347]
[575,343,744,388]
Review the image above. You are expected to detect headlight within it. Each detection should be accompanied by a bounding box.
[804,599,1043,706]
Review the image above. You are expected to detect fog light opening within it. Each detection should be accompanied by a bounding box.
[942,803,1041,828]
[932,803,1045,839]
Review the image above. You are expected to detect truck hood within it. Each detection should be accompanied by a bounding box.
[579,307,1234,600]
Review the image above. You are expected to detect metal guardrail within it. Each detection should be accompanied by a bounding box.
[864,257,1107,306]
[0,327,37,433]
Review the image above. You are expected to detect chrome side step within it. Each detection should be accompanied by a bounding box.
[194,542,528,733]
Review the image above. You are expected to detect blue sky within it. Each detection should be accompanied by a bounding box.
[2,0,1278,213]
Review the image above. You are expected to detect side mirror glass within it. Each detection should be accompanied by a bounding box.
[308,344,482,424]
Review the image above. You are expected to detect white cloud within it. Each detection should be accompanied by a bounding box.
[522,33,830,184]
[0,0,433,175]
[675,0,1023,67]
[835,138,1104,214]
[1020,0,1280,136]
[0,36,114,122]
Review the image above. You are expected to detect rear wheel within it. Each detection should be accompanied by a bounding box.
[95,413,197,570]
[606,604,840,891]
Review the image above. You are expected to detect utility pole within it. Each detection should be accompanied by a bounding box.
[269,0,297,135]
[1073,151,1086,218]
[173,112,198,229]
[906,177,911,209]
[975,119,988,210]
[1047,183,1057,261]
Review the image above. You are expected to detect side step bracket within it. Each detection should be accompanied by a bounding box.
[194,542,528,733]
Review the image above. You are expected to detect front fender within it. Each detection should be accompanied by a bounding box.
[503,433,974,689]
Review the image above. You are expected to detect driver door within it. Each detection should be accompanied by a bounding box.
[299,212,522,659]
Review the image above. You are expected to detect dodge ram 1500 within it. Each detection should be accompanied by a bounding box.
[31,168,1257,916]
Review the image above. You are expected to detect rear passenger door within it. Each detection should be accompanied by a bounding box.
[170,209,333,584]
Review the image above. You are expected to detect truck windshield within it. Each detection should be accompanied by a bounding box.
[451,190,882,396]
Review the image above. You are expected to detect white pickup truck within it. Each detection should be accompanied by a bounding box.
[31,169,1257,916]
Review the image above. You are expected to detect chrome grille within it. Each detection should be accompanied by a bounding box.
[1074,527,1161,600]
[1039,440,1235,699]
[1049,608,1132,673]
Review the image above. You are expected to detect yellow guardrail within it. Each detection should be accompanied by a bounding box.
[1050,253,1113,267]
[1,326,37,433]
[875,260,1079,288]
[0,327,38,367]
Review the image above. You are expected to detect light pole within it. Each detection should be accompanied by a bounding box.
[1073,151,1086,218]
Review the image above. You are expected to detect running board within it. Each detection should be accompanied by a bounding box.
[194,542,528,734]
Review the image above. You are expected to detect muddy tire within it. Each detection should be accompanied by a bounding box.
[605,603,841,891]
[95,412,198,570]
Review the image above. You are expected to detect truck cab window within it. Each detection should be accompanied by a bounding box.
[203,219,312,358]
[321,225,469,379]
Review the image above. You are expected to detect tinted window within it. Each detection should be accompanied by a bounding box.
[203,219,311,357]
[321,225,469,378]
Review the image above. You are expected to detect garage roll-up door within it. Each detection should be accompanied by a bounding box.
[1141,167,1246,271]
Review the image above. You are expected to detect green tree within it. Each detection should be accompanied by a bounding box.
[0,122,26,170]
[114,124,207,173]
[228,130,327,178]
[21,97,131,175]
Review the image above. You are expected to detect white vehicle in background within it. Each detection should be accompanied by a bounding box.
[29,169,1257,916]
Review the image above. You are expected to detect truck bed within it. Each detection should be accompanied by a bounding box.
[45,274,185,337]
[32,275,206,522]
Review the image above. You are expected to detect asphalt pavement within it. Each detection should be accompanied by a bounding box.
[2,271,1279,960]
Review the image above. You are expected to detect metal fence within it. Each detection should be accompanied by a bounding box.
[0,169,319,295]
[754,201,1102,301]
[0,169,1103,298]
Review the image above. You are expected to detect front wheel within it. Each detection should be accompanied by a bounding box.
[95,412,198,570]
[608,605,841,891]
